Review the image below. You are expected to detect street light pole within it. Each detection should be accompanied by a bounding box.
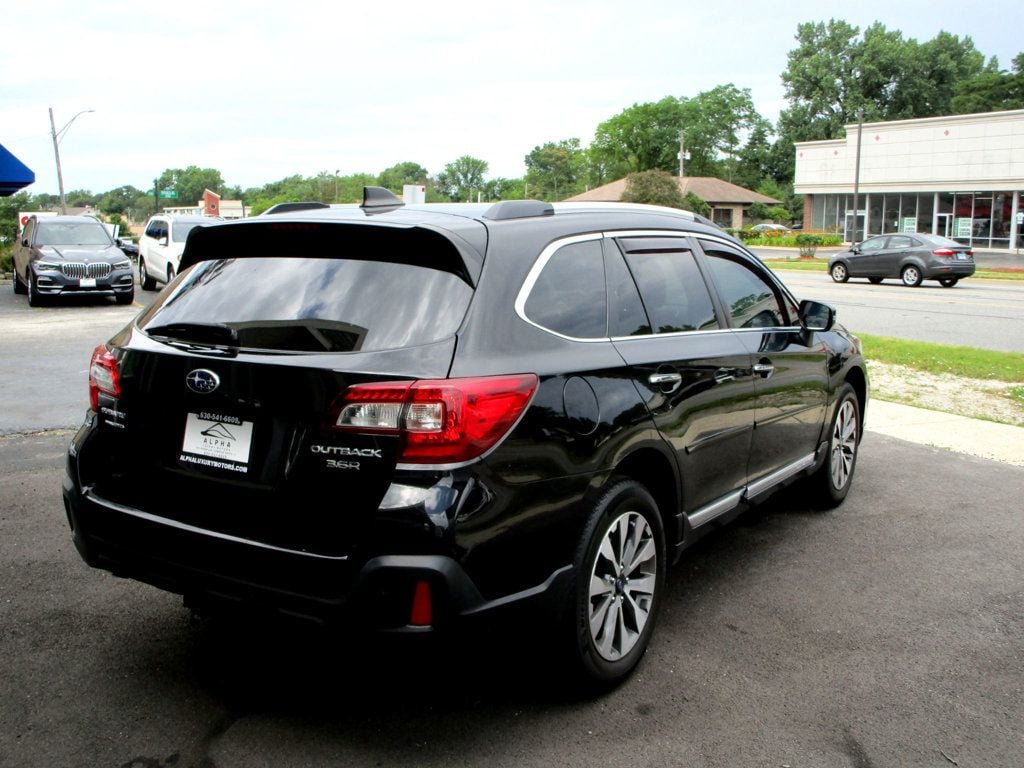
[49,107,94,214]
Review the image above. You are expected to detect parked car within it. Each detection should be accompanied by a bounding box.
[12,215,135,306]
[828,233,975,287]
[138,214,220,290]
[64,189,867,686]
[749,223,789,234]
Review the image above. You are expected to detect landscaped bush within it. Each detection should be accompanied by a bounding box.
[744,233,842,248]
[0,248,11,275]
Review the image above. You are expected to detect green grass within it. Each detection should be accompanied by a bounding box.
[854,333,1024,383]
[763,258,1024,281]
[1009,386,1024,405]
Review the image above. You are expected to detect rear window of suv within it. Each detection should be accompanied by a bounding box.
[138,257,473,353]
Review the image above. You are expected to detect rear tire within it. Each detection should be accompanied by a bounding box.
[809,383,860,509]
[901,265,923,287]
[564,479,665,688]
[830,263,849,283]
[938,277,959,287]
[139,258,157,291]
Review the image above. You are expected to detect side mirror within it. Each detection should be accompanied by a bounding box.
[158,236,169,247]
[798,299,835,333]
[850,245,860,254]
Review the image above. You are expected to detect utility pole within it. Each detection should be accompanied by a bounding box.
[851,110,864,246]
[49,107,93,214]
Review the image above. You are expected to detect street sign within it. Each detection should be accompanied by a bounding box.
[159,189,178,199]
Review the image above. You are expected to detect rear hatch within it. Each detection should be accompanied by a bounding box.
[83,220,480,559]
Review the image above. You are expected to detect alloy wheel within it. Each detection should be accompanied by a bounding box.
[588,510,658,661]
[830,399,858,490]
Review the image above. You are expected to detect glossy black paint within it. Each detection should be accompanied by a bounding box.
[64,202,868,631]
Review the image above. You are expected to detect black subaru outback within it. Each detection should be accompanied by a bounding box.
[63,189,867,685]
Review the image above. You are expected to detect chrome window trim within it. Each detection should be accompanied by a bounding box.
[515,229,747,343]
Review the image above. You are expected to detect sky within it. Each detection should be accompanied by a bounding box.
[3,0,1021,197]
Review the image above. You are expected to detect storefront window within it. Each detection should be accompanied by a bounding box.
[882,194,901,235]
[992,193,1011,249]
[915,194,933,236]
[867,194,883,237]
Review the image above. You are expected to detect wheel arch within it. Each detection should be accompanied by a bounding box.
[610,447,681,548]
[843,365,868,437]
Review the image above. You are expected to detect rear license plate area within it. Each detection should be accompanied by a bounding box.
[179,411,254,475]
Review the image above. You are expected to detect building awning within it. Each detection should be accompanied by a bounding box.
[0,143,35,196]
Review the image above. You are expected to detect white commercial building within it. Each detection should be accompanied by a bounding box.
[794,109,1024,249]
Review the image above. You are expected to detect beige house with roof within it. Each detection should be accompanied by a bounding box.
[565,176,780,229]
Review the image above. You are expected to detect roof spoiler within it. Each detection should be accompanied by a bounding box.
[260,201,330,216]
[361,186,405,214]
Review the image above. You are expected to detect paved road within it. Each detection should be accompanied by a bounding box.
[774,271,1024,353]
[2,430,1021,767]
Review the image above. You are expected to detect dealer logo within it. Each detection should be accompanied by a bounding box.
[186,369,220,394]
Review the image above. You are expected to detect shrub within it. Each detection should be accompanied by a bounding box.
[796,233,823,257]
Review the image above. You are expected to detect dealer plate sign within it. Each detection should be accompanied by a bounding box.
[180,412,253,473]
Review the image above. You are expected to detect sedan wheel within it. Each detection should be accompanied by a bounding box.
[568,479,664,687]
[901,265,923,287]
[939,277,959,287]
[830,263,849,283]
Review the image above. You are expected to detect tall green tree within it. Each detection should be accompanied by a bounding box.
[590,97,686,177]
[155,166,225,206]
[780,19,985,141]
[378,162,429,192]
[435,156,488,202]
[98,185,145,215]
[951,52,1024,113]
[680,85,768,178]
[524,139,586,200]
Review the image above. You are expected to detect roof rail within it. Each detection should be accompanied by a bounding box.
[261,201,330,216]
[482,200,554,221]
[361,186,405,213]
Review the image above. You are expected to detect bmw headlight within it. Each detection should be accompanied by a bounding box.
[112,259,132,270]
[35,261,62,271]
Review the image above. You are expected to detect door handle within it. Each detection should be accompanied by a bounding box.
[752,361,774,379]
[648,372,682,392]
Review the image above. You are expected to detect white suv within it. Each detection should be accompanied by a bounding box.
[138,215,220,290]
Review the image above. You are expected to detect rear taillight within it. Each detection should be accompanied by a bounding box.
[332,374,538,464]
[932,248,955,257]
[88,344,120,411]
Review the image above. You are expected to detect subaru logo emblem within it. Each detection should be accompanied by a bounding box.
[186,369,220,394]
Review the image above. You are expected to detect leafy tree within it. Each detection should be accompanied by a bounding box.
[524,139,585,200]
[683,192,710,217]
[733,124,774,190]
[155,166,225,207]
[482,177,525,201]
[951,52,1024,113]
[0,191,33,250]
[435,156,488,202]
[780,19,985,141]
[620,170,686,209]
[591,97,685,178]
[378,162,429,192]
[680,85,768,178]
[65,189,97,208]
[98,185,144,215]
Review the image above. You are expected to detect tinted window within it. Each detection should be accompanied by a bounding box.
[621,247,718,334]
[859,236,887,252]
[145,220,161,238]
[606,249,651,337]
[138,257,473,353]
[702,250,788,328]
[524,239,607,338]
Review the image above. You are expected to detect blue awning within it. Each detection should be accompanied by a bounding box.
[0,143,35,196]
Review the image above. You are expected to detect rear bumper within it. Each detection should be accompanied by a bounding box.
[62,473,572,631]
[924,262,975,278]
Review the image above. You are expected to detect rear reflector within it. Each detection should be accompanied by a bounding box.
[332,374,538,464]
[409,580,433,627]
[88,345,120,411]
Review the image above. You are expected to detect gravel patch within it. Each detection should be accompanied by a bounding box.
[867,361,1024,427]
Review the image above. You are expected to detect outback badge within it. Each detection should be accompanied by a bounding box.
[185,369,220,394]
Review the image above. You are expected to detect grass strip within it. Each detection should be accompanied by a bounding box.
[853,333,1024,383]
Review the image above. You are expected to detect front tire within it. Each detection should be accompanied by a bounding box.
[830,263,849,283]
[809,383,860,509]
[115,289,135,305]
[13,267,26,294]
[139,258,157,291]
[901,265,923,287]
[27,270,45,307]
[566,479,665,687]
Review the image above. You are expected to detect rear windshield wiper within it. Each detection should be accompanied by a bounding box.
[144,322,239,353]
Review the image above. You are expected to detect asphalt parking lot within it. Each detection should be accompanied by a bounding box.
[2,429,1022,767]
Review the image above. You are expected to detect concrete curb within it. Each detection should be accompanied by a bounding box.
[867,399,1024,467]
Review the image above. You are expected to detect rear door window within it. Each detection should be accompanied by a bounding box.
[138,257,473,353]
[699,244,794,328]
